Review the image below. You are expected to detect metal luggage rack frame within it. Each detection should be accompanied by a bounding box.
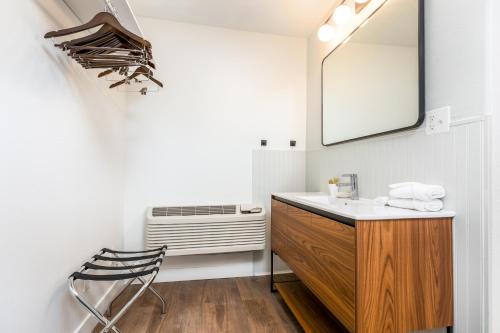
[68,245,168,333]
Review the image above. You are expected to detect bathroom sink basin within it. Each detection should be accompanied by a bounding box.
[296,195,375,207]
[294,195,387,219]
[273,192,456,221]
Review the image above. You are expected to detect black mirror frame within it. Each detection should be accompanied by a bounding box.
[321,0,425,146]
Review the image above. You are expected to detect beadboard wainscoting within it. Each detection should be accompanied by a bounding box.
[306,116,488,333]
[252,150,306,275]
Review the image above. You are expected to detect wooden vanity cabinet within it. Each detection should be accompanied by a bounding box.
[271,198,453,333]
[271,199,288,256]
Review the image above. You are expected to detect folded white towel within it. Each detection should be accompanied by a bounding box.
[388,198,444,212]
[389,182,445,201]
[389,182,421,189]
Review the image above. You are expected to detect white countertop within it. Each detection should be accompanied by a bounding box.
[272,192,456,221]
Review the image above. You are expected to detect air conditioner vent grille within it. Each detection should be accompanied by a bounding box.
[152,205,237,217]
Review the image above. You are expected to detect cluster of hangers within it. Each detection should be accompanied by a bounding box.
[44,12,163,95]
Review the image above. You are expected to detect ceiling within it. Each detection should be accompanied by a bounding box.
[127,0,340,37]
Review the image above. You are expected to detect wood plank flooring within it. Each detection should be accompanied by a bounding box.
[93,276,304,333]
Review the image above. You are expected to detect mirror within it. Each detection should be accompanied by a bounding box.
[322,0,423,146]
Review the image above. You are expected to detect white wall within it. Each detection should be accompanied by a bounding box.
[306,0,489,332]
[124,18,307,280]
[487,0,500,331]
[0,1,126,332]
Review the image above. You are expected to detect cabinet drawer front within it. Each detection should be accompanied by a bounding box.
[309,214,356,321]
[271,200,288,255]
[272,199,287,213]
[286,209,356,332]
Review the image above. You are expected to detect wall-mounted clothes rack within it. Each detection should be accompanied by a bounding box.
[62,0,144,38]
[44,12,163,95]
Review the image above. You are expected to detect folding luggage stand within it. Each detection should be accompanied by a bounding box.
[68,246,168,333]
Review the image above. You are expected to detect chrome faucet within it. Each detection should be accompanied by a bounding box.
[338,174,359,200]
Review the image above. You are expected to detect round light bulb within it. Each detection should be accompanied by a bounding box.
[333,4,355,25]
[317,24,335,42]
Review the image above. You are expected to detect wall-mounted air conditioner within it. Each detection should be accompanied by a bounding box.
[146,205,266,256]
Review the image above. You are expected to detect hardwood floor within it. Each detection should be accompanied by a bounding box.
[93,276,305,333]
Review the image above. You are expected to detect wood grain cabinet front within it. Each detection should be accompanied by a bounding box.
[271,198,453,333]
[270,199,288,257]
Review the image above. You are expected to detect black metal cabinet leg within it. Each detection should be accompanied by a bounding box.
[270,250,277,293]
[447,326,453,333]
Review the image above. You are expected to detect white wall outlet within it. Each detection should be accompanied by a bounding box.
[426,106,451,135]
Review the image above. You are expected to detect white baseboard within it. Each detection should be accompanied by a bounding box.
[153,252,256,283]
[74,281,123,333]
[155,262,255,282]
[153,267,293,283]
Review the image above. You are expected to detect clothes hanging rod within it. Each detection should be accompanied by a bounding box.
[62,0,144,38]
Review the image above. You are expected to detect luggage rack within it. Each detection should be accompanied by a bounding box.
[69,245,168,333]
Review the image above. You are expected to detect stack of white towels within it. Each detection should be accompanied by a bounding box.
[382,182,446,212]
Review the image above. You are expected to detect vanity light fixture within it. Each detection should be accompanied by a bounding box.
[318,0,372,42]
[333,3,355,25]
[317,23,335,42]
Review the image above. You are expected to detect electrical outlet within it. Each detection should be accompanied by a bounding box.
[426,106,451,135]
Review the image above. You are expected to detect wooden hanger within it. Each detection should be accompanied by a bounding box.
[44,12,152,49]
[97,68,120,78]
[45,13,162,92]
[65,37,155,68]
[77,62,144,70]
[57,26,115,50]
[74,54,144,61]
[66,36,139,55]
[63,30,146,56]
[65,45,143,54]
[81,61,144,69]
[109,66,163,89]
[69,49,156,70]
